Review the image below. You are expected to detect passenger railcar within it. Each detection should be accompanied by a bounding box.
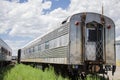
[116,41,120,61]
[19,12,116,78]
[0,38,12,66]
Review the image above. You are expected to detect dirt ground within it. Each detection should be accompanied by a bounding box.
[108,67,120,80]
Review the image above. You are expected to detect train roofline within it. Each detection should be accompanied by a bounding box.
[21,12,115,49]
[22,19,70,48]
[22,28,57,49]
[0,38,12,52]
[70,12,115,24]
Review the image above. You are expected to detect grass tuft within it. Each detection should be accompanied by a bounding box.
[1,64,107,80]
[117,60,120,66]
[3,64,69,80]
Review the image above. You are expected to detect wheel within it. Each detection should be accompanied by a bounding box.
[80,72,86,80]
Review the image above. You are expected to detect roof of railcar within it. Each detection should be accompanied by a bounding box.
[22,18,70,49]
[0,38,12,52]
[70,12,115,23]
[22,23,67,49]
[22,12,115,49]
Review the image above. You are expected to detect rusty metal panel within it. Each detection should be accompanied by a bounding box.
[85,13,105,61]
[85,13,101,23]
[85,42,96,60]
[69,14,82,64]
[69,12,115,65]
[69,13,104,64]
[105,17,115,65]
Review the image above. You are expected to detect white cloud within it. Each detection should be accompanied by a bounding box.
[42,0,52,9]
[0,0,120,55]
[4,39,30,56]
[0,0,54,37]
[68,0,120,40]
[49,8,69,19]
[1,0,120,36]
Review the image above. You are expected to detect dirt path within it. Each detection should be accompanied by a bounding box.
[108,67,120,80]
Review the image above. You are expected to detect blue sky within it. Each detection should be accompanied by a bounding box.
[19,0,70,9]
[0,0,120,60]
[43,0,70,14]
[0,0,71,55]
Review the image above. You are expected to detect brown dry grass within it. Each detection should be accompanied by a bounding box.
[116,60,120,66]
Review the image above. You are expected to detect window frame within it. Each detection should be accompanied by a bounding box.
[45,41,49,49]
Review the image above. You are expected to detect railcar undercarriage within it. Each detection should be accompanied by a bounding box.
[20,61,116,80]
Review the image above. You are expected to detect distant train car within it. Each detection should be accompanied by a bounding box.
[116,41,120,61]
[19,12,116,77]
[0,39,12,65]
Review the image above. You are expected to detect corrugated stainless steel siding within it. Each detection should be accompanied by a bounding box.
[0,39,12,52]
[0,54,5,60]
[40,23,69,44]
[40,46,68,58]
[24,46,68,59]
[21,23,70,60]
[0,39,12,61]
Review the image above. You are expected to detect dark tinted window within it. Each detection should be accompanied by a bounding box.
[45,41,49,49]
[38,44,41,51]
[88,28,102,42]
[88,29,97,42]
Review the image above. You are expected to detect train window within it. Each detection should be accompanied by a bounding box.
[26,49,28,54]
[30,48,33,53]
[41,44,45,51]
[49,40,54,49]
[56,38,60,47]
[24,50,26,54]
[61,34,69,46]
[45,41,49,49]
[9,52,11,56]
[87,28,97,42]
[35,46,38,52]
[38,44,41,51]
[29,48,31,53]
[33,47,35,52]
[1,47,3,53]
[31,47,34,52]
[64,34,69,45]
[60,36,64,46]
[49,34,69,49]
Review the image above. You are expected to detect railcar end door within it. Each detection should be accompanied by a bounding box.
[85,21,104,62]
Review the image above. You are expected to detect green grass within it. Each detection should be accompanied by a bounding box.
[3,64,68,80]
[1,64,107,80]
[0,65,13,80]
[85,75,107,80]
